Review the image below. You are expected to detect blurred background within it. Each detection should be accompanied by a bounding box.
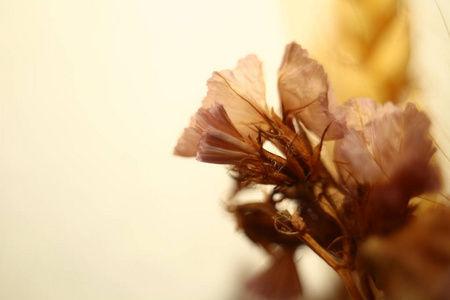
[1,1,449,299]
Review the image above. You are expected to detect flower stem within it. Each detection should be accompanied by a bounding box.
[277,211,366,299]
[337,269,364,300]
[296,230,365,299]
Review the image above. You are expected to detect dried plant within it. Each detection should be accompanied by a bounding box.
[173,42,447,300]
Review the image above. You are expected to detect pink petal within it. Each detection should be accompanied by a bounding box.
[215,54,267,110]
[334,129,384,186]
[173,124,201,157]
[363,103,435,180]
[335,101,440,195]
[342,98,377,131]
[278,42,345,139]
[203,55,269,138]
[174,55,269,157]
[196,104,259,164]
[343,98,398,131]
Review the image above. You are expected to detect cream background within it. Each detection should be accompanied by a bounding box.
[1,1,449,299]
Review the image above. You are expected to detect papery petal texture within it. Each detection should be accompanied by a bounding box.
[203,54,269,138]
[196,104,259,164]
[343,98,375,131]
[174,55,269,157]
[335,98,439,193]
[335,99,440,235]
[334,129,385,186]
[173,115,201,157]
[278,42,345,139]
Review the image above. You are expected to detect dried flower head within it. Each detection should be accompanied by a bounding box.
[174,42,442,300]
[335,98,441,235]
[175,43,345,189]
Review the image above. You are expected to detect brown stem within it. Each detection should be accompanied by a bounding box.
[302,233,365,300]
[276,211,366,299]
[288,216,363,299]
[360,273,376,300]
[337,269,364,300]
[299,231,339,269]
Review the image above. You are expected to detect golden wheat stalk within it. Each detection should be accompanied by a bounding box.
[312,0,411,104]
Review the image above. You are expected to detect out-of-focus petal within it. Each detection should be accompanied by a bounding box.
[336,98,402,186]
[278,42,345,139]
[335,100,440,234]
[342,98,376,131]
[360,207,450,299]
[233,202,303,300]
[334,129,384,187]
[343,98,398,131]
[361,110,404,180]
[246,248,302,300]
[398,104,436,167]
[336,99,438,189]
[363,103,436,184]
[173,126,201,157]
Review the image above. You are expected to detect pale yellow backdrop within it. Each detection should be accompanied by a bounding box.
[1,1,449,299]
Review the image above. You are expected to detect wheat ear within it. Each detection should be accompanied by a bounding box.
[313,0,411,104]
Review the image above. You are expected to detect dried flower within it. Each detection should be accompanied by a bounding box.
[359,207,450,299]
[174,42,443,300]
[334,98,441,235]
[174,42,344,189]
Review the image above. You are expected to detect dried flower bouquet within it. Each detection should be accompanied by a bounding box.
[174,42,446,300]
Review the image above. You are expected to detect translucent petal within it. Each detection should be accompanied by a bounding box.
[278,42,345,139]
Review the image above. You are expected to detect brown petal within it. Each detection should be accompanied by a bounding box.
[278,42,345,139]
[246,248,302,300]
[233,202,302,250]
[360,207,450,299]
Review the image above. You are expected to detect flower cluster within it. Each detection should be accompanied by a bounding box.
[174,42,442,299]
